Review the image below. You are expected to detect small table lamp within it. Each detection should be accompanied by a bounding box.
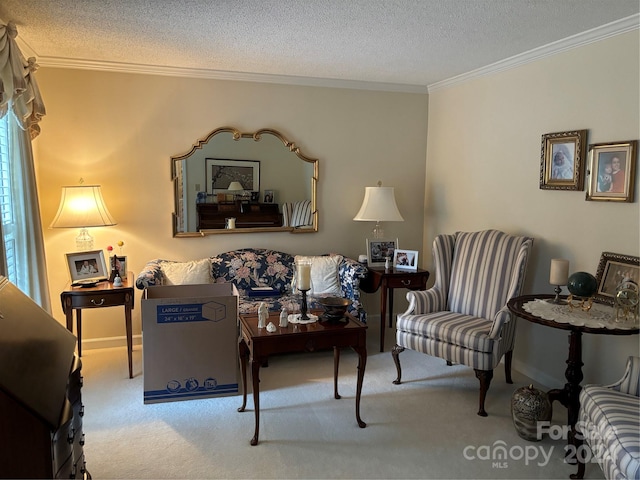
[353,181,404,238]
[548,258,570,304]
[50,185,116,250]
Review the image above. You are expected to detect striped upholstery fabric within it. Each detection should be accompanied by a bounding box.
[397,229,533,371]
[577,357,640,480]
[282,200,313,228]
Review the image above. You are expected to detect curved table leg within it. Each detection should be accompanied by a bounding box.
[333,347,341,399]
[237,339,249,413]
[250,358,261,446]
[353,345,367,428]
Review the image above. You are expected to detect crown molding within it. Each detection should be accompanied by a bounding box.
[428,13,639,93]
[12,13,639,95]
[34,56,428,94]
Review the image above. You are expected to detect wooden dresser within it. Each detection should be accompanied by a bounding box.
[196,202,282,229]
[0,276,90,479]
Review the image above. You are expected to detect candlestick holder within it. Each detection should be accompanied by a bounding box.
[547,285,568,305]
[299,288,311,320]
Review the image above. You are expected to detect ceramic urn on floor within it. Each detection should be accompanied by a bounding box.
[511,384,552,441]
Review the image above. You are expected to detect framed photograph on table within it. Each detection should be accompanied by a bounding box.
[366,238,398,267]
[394,249,419,271]
[115,256,127,279]
[539,130,587,191]
[594,252,639,306]
[586,140,637,202]
[65,250,108,286]
[205,158,260,195]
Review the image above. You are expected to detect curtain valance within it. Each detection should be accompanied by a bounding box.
[0,21,45,138]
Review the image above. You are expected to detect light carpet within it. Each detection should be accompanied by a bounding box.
[79,321,604,479]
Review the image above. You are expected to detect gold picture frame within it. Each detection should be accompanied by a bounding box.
[586,140,637,202]
[539,130,587,190]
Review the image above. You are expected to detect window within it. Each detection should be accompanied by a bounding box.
[0,114,17,283]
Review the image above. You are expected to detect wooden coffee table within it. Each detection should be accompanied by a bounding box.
[237,310,367,445]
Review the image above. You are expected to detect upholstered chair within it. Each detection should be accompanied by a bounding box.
[574,356,640,480]
[393,229,534,416]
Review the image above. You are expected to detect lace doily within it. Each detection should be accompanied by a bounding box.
[523,299,637,330]
[288,313,319,324]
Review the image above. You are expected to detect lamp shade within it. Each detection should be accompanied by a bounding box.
[50,185,116,228]
[353,186,404,222]
[227,181,244,192]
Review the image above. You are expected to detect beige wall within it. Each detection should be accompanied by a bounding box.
[425,31,640,386]
[34,71,428,346]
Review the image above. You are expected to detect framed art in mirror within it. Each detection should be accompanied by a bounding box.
[206,158,259,195]
[366,238,398,267]
[594,252,639,306]
[539,130,587,191]
[586,140,637,202]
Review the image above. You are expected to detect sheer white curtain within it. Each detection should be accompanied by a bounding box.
[0,21,50,310]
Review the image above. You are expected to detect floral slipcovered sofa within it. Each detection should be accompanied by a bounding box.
[135,248,368,321]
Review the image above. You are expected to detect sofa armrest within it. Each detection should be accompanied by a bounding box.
[338,256,368,301]
[135,259,166,290]
[607,356,640,396]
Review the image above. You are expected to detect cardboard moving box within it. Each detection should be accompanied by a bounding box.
[142,284,239,404]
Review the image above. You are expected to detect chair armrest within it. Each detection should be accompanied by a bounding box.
[135,259,166,290]
[403,287,447,315]
[488,306,513,339]
[606,356,640,396]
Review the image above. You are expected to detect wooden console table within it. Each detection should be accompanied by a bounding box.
[196,202,282,229]
[237,310,367,445]
[360,267,430,352]
[60,273,135,378]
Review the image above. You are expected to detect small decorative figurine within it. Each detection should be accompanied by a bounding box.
[266,322,277,333]
[385,256,391,270]
[279,307,288,327]
[258,302,268,328]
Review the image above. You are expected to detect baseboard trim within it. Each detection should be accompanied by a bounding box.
[82,335,142,351]
[512,358,561,390]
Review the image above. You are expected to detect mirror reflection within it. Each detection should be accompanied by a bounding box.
[172,127,318,236]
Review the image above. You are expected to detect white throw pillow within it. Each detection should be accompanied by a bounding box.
[161,259,212,285]
[294,255,343,296]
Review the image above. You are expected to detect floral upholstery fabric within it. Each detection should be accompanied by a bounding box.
[211,249,295,294]
[136,249,368,321]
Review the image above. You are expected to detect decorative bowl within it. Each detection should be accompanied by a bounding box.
[317,297,350,321]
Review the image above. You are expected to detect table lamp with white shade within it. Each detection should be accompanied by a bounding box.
[353,181,404,239]
[50,185,116,250]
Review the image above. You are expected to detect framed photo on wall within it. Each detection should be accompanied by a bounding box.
[394,249,419,271]
[586,140,637,202]
[366,238,398,267]
[594,252,639,306]
[205,158,260,195]
[65,250,108,285]
[539,130,587,190]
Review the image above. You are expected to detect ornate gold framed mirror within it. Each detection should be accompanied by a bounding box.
[171,127,318,236]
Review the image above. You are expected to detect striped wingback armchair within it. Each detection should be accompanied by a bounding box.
[574,356,640,480]
[393,229,534,416]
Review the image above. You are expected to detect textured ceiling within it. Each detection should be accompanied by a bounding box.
[1,0,638,90]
